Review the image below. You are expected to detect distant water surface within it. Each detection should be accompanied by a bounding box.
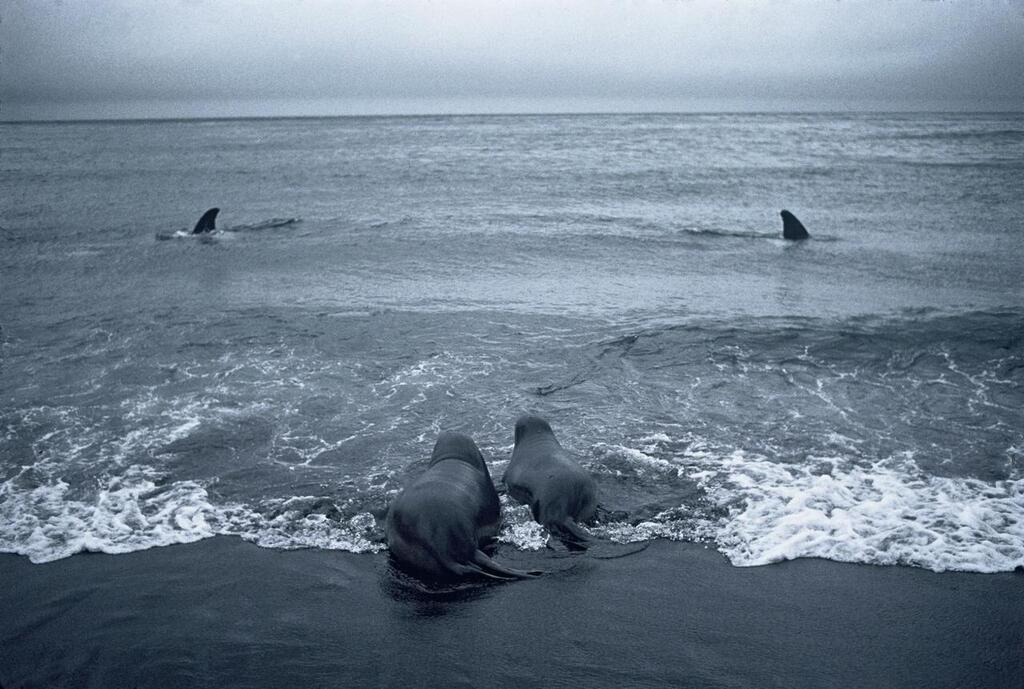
[1,113,1022,572]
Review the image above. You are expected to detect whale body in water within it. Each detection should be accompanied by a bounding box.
[780,210,810,240]
[155,209,301,240]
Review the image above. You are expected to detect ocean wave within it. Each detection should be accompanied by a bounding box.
[582,440,1023,574]
[0,465,384,564]
[0,467,221,563]
[3,440,1020,572]
[3,308,1021,571]
[886,128,1024,142]
[710,451,1022,573]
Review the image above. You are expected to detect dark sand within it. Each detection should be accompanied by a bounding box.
[1,537,1021,689]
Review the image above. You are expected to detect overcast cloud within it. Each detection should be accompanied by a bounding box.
[2,0,1022,118]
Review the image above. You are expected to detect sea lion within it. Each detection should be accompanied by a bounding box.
[386,431,540,580]
[780,209,810,240]
[504,415,598,547]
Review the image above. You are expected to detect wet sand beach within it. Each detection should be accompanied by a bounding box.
[1,537,1021,689]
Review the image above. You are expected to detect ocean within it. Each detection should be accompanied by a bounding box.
[1,112,1022,573]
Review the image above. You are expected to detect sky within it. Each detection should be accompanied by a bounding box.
[2,0,1023,119]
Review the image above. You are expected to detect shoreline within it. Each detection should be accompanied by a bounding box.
[1,536,1021,688]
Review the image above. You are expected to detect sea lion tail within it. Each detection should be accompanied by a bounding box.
[470,550,542,579]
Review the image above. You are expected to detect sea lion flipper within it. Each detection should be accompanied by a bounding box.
[451,561,514,581]
[472,550,542,579]
[550,517,592,548]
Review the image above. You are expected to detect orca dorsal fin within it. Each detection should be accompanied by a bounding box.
[192,208,220,234]
[780,209,809,240]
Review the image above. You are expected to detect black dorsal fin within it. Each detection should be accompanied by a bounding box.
[780,209,810,240]
[192,208,220,234]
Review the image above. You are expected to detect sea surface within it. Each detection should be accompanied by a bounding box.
[1,112,1022,573]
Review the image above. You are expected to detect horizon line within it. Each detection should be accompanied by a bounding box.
[4,94,1022,124]
[4,109,1024,125]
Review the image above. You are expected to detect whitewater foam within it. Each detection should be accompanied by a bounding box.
[3,436,1021,572]
[497,499,549,550]
[0,467,220,563]
[710,451,1023,573]
[590,437,1022,573]
[0,465,384,564]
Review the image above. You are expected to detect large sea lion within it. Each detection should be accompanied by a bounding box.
[504,415,598,547]
[386,431,539,580]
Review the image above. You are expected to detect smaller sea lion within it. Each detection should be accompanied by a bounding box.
[504,415,598,547]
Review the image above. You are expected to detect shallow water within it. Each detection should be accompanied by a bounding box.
[1,113,1022,571]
